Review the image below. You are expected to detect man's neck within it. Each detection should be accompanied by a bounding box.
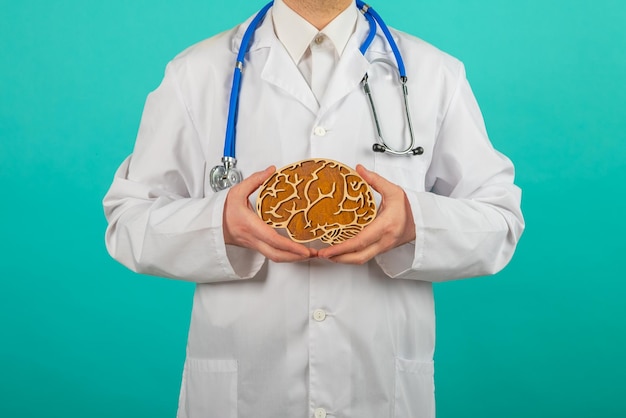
[283,0,353,30]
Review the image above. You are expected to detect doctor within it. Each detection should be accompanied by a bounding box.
[103,0,524,417]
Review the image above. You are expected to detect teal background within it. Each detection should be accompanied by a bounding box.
[1,0,625,416]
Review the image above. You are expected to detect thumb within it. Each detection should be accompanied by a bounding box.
[238,165,276,197]
[355,164,390,194]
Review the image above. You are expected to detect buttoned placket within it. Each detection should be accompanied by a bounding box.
[308,41,339,418]
[308,255,359,418]
[298,21,360,418]
[308,33,336,166]
[308,262,333,418]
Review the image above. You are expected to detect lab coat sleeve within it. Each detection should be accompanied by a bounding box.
[103,63,265,283]
[375,65,525,282]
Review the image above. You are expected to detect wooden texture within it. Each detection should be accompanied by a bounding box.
[256,159,377,245]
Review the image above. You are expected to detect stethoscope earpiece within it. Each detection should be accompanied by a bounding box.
[372,143,424,155]
[372,144,386,153]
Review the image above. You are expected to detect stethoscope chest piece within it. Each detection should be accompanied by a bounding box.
[210,157,243,192]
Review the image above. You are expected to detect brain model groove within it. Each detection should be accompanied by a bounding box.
[256,159,377,245]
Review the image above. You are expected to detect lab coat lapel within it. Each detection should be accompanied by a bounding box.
[317,13,385,114]
[261,38,319,114]
[249,7,394,116]
[234,7,318,114]
[318,45,369,114]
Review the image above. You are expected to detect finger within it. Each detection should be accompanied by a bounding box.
[233,166,276,199]
[254,238,315,262]
[235,211,312,258]
[320,221,388,264]
[326,243,382,264]
[356,164,395,195]
[258,225,312,258]
[317,221,383,260]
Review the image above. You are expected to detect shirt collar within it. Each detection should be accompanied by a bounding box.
[272,0,358,64]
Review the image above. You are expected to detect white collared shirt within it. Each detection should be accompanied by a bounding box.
[272,0,357,99]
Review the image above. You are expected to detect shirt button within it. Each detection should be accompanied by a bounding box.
[313,126,327,136]
[313,309,327,322]
[314,408,327,418]
[314,35,324,45]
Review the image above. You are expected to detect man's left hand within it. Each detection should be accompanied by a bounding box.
[317,164,416,264]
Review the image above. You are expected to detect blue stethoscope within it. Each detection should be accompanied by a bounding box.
[210,0,423,192]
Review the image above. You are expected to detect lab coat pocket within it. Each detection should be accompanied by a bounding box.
[373,155,426,193]
[394,358,435,418]
[178,358,238,418]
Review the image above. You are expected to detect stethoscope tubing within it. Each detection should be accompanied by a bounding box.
[224,1,410,160]
[224,1,274,158]
[213,1,421,192]
[356,0,406,78]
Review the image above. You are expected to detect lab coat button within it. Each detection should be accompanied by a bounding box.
[314,408,327,418]
[313,309,327,322]
[313,126,327,136]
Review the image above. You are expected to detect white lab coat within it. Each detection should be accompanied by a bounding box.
[103,6,524,418]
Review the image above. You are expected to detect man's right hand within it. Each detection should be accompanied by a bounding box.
[223,166,317,262]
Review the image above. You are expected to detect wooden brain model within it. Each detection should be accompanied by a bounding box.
[256,159,377,245]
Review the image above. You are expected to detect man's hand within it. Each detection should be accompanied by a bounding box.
[317,164,416,264]
[223,166,317,262]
